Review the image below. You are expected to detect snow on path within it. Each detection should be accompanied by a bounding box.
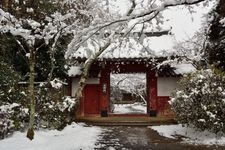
[113,103,147,114]
[0,123,102,150]
[150,124,225,146]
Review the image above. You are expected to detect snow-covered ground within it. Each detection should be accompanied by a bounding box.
[150,124,225,146]
[113,102,147,114]
[0,123,102,150]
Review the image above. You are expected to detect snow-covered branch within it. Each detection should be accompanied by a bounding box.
[65,0,209,58]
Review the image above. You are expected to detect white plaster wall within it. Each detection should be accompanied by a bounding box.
[86,78,100,84]
[71,78,100,97]
[157,77,180,96]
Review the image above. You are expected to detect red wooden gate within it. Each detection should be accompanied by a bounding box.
[83,85,100,115]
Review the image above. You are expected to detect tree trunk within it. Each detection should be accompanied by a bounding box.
[47,36,58,83]
[26,48,36,140]
[73,42,110,116]
[47,47,55,84]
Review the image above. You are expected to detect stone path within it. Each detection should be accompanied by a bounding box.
[95,126,225,150]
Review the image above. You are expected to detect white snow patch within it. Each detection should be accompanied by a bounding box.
[50,78,63,89]
[68,66,82,77]
[172,63,196,74]
[60,96,76,112]
[113,102,147,114]
[0,123,102,150]
[26,8,34,13]
[14,0,19,4]
[150,124,225,146]
[0,103,20,112]
[25,53,30,58]
[220,17,225,27]
[72,35,176,59]
[198,119,206,123]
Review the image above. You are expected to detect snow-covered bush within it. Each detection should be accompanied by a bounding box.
[0,62,29,138]
[0,81,76,139]
[37,96,76,130]
[170,68,225,133]
[0,62,25,104]
[0,103,29,139]
[36,85,76,129]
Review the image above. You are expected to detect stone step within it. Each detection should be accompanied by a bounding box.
[75,116,177,126]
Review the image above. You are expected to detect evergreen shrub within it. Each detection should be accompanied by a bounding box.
[170,68,225,133]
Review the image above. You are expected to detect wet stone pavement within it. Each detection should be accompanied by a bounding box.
[94,126,225,150]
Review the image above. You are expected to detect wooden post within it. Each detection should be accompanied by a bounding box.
[147,69,158,116]
[79,90,85,116]
[99,68,109,116]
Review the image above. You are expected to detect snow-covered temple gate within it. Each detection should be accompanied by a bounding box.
[69,57,189,117]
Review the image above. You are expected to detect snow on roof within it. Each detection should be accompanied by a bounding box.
[172,63,196,75]
[68,34,196,76]
[70,35,176,59]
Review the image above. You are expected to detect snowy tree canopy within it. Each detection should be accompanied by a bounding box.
[0,0,96,48]
[65,0,214,60]
[0,0,216,67]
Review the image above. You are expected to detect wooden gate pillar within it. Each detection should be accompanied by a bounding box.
[147,69,158,116]
[99,68,110,116]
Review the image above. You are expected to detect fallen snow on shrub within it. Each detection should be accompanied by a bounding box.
[150,124,225,146]
[170,68,225,133]
[50,78,64,89]
[0,123,102,150]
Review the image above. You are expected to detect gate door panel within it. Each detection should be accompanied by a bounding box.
[84,85,100,114]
